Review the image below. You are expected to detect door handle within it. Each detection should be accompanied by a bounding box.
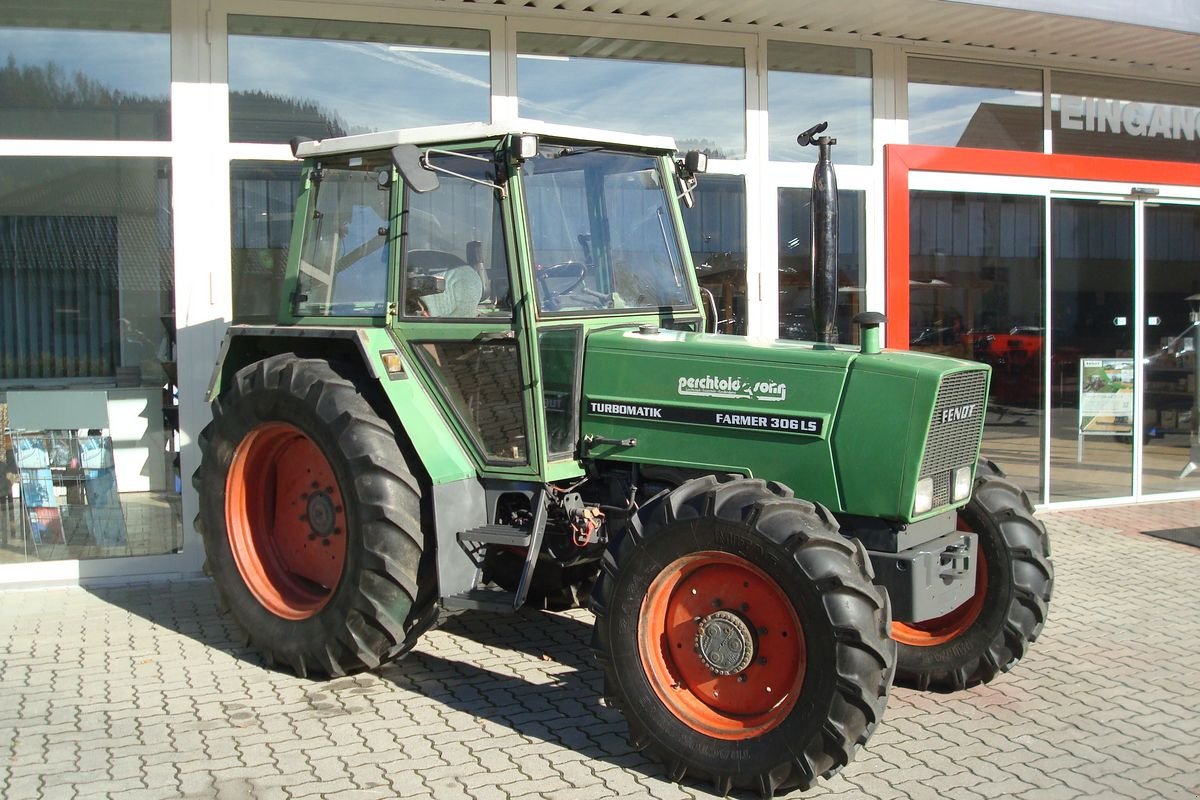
[1113,316,1127,327]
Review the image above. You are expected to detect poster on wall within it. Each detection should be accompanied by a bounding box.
[1078,358,1135,435]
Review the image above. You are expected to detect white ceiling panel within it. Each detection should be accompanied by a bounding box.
[432,0,1200,77]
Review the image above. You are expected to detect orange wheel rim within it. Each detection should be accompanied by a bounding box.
[637,551,806,740]
[891,516,987,646]
[226,422,347,620]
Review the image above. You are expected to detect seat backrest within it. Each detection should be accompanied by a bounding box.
[420,265,483,318]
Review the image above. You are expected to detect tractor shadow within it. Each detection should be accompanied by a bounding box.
[381,608,757,799]
[88,581,754,798]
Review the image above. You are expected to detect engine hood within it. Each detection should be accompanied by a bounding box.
[580,327,988,521]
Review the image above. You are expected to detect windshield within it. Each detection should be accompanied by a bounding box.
[522,146,692,313]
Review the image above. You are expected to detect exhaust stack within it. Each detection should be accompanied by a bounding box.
[798,122,838,344]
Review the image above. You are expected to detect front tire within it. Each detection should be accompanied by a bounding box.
[891,459,1053,692]
[194,354,434,677]
[592,477,895,797]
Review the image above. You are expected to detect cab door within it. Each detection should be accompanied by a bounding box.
[389,146,543,479]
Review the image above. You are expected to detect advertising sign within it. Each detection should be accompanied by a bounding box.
[1078,358,1135,435]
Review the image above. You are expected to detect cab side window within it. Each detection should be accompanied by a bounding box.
[402,151,512,319]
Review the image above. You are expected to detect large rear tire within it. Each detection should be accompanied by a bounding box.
[592,477,895,797]
[891,459,1053,692]
[194,354,435,677]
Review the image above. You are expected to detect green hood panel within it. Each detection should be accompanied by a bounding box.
[581,328,989,521]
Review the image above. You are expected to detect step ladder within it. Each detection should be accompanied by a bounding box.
[441,490,547,613]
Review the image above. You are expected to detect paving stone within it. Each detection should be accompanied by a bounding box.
[2,504,1199,799]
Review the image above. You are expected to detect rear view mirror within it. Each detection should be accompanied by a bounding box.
[674,150,707,209]
[391,144,440,194]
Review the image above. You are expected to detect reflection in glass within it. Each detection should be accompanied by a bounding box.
[0,157,181,563]
[232,161,301,323]
[681,176,746,334]
[228,16,490,144]
[1050,71,1200,162]
[1049,198,1134,502]
[910,191,1045,498]
[0,1,170,140]
[908,58,1043,151]
[413,340,527,465]
[768,42,872,165]
[1142,204,1200,495]
[517,33,745,159]
[778,189,865,344]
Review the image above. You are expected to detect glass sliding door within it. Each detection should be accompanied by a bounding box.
[1048,198,1136,502]
[1142,202,1200,495]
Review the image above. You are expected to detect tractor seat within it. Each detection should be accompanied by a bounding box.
[419,265,483,318]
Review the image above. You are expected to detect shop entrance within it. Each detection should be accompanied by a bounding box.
[888,145,1200,506]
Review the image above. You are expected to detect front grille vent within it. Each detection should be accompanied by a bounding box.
[920,370,988,507]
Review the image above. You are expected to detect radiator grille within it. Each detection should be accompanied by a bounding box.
[920,370,988,507]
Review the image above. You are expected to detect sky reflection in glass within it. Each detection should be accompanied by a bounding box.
[517,33,745,159]
[228,16,490,143]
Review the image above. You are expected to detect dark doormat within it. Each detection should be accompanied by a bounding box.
[1143,527,1200,548]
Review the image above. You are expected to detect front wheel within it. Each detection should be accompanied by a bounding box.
[592,477,895,797]
[891,459,1053,692]
[194,354,434,677]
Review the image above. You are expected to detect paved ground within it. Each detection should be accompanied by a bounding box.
[2,501,1199,800]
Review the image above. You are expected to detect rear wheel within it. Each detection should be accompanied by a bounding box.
[891,459,1053,692]
[592,477,894,797]
[194,354,434,677]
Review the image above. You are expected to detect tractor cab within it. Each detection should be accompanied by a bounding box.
[283,121,709,480]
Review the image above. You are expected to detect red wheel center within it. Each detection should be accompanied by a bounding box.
[226,422,347,620]
[638,551,806,740]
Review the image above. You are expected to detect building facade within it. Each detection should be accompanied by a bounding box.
[1,0,1198,584]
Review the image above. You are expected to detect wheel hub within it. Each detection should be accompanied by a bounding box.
[304,489,338,539]
[695,609,757,676]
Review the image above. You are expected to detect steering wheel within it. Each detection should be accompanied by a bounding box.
[537,261,589,297]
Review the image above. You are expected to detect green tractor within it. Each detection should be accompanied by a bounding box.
[194,120,1053,796]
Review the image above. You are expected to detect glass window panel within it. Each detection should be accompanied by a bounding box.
[768,42,872,165]
[1048,198,1134,502]
[0,0,170,140]
[539,328,581,458]
[296,155,393,318]
[1050,71,1200,162]
[1143,204,1200,496]
[402,150,512,320]
[228,16,490,144]
[777,189,865,344]
[909,190,1045,499]
[683,175,746,335]
[413,341,527,464]
[523,148,691,314]
[0,157,181,562]
[231,161,302,324]
[517,33,745,159]
[908,58,1043,151]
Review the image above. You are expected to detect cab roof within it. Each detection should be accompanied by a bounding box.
[293,119,678,159]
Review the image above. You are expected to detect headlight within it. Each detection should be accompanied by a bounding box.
[914,476,934,515]
[952,466,973,502]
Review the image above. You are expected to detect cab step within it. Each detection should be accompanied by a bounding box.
[442,587,518,613]
[457,524,531,548]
